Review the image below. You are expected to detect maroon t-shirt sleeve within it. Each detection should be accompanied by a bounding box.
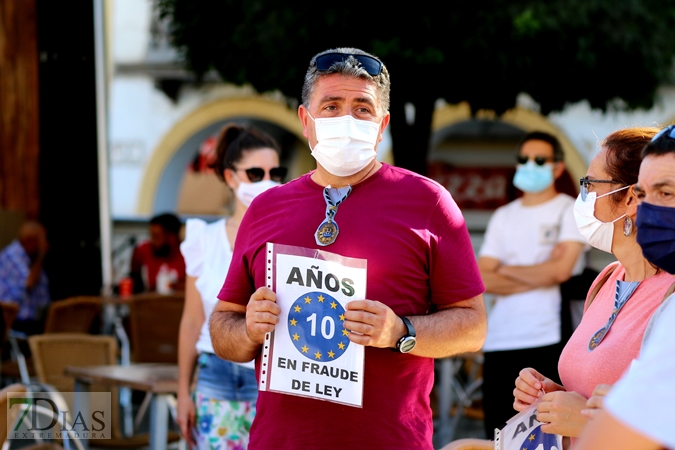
[428,188,485,306]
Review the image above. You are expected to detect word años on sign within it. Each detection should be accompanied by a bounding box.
[512,411,539,439]
[277,357,359,382]
[291,379,343,398]
[286,266,355,296]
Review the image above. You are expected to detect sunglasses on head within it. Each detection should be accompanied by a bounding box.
[315,52,383,76]
[516,155,555,166]
[237,167,288,183]
[651,125,675,142]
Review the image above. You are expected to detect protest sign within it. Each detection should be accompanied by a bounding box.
[494,400,562,450]
[259,243,366,407]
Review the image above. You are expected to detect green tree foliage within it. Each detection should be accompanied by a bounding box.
[158,0,675,173]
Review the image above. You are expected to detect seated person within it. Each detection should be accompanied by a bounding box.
[130,213,186,293]
[0,221,50,335]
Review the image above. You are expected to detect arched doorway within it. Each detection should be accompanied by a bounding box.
[431,104,586,177]
[137,97,310,215]
[429,103,587,234]
[428,104,586,214]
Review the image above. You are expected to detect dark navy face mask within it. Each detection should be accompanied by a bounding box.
[636,202,675,275]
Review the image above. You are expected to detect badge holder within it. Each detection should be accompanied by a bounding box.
[315,185,351,246]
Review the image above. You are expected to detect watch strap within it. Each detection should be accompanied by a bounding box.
[400,316,416,337]
[394,316,417,352]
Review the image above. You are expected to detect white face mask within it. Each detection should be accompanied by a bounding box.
[573,186,630,253]
[234,175,279,207]
[307,112,381,177]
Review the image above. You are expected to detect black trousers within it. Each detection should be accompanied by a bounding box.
[481,343,563,438]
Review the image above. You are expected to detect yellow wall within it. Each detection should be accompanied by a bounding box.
[139,98,587,213]
[138,97,307,214]
[432,102,587,181]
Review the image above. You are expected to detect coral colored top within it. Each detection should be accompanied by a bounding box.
[558,261,675,400]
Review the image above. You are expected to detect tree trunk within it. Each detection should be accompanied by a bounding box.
[389,94,435,177]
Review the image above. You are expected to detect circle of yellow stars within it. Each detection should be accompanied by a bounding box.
[287,293,349,361]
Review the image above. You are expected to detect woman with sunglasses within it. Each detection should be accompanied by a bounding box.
[177,124,286,450]
[513,127,675,446]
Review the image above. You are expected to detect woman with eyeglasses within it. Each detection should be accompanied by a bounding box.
[513,127,675,446]
[177,124,286,450]
[574,124,675,450]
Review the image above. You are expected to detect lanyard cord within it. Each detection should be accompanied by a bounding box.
[315,185,352,246]
[588,279,640,350]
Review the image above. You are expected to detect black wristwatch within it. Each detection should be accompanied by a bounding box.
[395,316,417,353]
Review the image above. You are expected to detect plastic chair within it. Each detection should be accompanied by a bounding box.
[2,297,102,384]
[28,332,118,446]
[125,294,184,434]
[0,302,34,383]
[439,438,494,450]
[28,333,179,448]
[127,293,184,363]
[43,297,102,334]
[28,333,116,393]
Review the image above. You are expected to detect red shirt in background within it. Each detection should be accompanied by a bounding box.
[131,241,186,292]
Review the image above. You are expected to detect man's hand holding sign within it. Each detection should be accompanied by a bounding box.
[343,300,407,349]
[245,287,280,345]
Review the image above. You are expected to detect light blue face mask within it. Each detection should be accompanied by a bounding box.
[513,160,554,193]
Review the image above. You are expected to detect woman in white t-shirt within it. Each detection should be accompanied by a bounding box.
[177,124,286,450]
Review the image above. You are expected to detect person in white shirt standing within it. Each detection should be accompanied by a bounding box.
[478,131,588,436]
[177,123,286,450]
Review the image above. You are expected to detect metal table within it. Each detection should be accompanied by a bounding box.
[66,363,178,450]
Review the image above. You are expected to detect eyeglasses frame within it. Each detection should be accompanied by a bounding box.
[579,176,620,201]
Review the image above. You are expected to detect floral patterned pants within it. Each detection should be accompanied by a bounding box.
[194,391,256,450]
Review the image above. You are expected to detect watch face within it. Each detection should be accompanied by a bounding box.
[399,336,416,353]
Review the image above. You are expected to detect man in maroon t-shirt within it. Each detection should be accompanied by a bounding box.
[210,48,487,449]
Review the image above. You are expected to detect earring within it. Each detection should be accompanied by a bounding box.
[623,216,633,237]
